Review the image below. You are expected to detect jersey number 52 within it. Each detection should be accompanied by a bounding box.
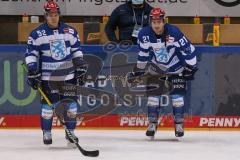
[37,30,47,37]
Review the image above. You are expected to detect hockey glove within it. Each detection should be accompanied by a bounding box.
[75,67,87,86]
[127,69,145,84]
[182,65,198,81]
[27,70,41,90]
[73,58,87,86]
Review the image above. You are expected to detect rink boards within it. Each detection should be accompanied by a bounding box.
[1,115,240,130]
[1,45,240,130]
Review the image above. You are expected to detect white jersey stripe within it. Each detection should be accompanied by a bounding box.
[42,74,74,81]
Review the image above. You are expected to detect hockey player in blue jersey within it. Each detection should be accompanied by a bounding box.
[25,1,87,145]
[128,8,198,138]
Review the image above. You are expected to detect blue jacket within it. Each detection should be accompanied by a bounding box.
[105,1,152,44]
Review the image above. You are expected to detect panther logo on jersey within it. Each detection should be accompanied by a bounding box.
[50,39,67,60]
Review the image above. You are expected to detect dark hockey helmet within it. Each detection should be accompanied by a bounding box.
[44,0,60,15]
[150,8,165,20]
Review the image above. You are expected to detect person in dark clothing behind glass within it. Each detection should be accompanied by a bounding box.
[105,0,153,45]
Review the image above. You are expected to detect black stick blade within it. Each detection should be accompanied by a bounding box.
[76,143,99,157]
[81,149,99,157]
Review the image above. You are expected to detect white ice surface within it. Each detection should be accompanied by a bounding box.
[0,130,240,160]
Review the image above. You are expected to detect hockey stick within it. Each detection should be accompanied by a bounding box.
[22,63,99,157]
[127,73,168,84]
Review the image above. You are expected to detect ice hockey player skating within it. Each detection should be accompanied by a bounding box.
[128,8,198,139]
[25,1,87,145]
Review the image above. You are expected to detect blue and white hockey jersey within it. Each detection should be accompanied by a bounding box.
[25,22,83,81]
[137,24,197,74]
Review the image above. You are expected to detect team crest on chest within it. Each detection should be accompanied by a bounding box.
[50,39,67,60]
[154,47,169,63]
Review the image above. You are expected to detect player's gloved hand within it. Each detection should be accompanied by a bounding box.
[75,66,87,86]
[27,70,41,90]
[127,69,145,83]
[182,65,198,81]
[73,58,88,86]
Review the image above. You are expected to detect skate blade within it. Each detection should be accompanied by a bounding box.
[176,137,183,142]
[150,136,155,141]
[67,141,77,148]
[148,136,155,141]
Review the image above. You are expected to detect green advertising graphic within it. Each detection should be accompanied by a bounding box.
[0,60,37,106]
